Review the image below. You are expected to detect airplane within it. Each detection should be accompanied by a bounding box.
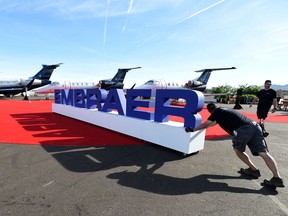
[31,67,141,96]
[134,67,236,92]
[0,63,62,99]
[100,67,141,90]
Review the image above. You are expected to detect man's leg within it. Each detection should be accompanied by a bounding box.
[257,109,269,137]
[258,152,281,177]
[234,148,258,170]
[258,152,284,187]
[259,121,269,137]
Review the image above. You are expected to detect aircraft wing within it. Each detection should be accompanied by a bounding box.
[203,93,228,96]
[0,87,26,92]
[25,78,35,89]
[195,67,236,73]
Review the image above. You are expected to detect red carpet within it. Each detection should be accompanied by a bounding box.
[1,100,143,146]
[1,100,287,146]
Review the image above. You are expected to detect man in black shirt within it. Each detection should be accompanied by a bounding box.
[250,80,277,137]
[185,103,284,188]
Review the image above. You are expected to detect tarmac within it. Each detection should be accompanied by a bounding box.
[0,99,287,216]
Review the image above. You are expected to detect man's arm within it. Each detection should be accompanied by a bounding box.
[185,120,217,132]
[272,98,277,112]
[249,97,258,108]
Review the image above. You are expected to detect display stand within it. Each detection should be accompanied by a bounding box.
[52,103,206,155]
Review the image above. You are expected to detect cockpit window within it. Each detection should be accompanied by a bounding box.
[144,80,155,85]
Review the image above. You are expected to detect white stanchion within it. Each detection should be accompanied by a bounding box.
[52,103,206,155]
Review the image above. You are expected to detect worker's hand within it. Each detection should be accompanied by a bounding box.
[249,104,252,108]
[185,127,195,133]
[271,108,276,113]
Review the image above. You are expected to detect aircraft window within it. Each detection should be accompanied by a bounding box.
[168,82,171,86]
[144,80,155,85]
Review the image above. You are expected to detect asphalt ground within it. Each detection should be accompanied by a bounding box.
[0,99,287,216]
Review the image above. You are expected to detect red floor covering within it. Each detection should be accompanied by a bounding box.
[1,100,287,146]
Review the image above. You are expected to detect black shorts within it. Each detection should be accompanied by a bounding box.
[257,107,270,120]
[232,124,268,156]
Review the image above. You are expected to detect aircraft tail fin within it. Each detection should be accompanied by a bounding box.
[25,78,35,90]
[111,67,141,83]
[33,63,63,80]
[196,71,211,85]
[195,67,236,84]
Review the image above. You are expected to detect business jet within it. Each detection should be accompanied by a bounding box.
[0,63,62,99]
[134,67,236,92]
[31,67,141,96]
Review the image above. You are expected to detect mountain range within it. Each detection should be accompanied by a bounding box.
[270,84,288,90]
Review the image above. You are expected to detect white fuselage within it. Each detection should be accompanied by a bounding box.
[0,78,28,87]
[135,79,184,90]
[31,81,99,94]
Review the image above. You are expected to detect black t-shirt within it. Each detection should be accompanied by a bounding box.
[256,89,276,109]
[208,108,253,135]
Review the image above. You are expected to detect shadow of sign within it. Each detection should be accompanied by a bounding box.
[41,145,184,173]
[41,145,277,196]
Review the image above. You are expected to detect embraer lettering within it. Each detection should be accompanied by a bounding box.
[54,88,204,128]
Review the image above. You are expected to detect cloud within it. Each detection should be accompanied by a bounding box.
[122,0,135,32]
[265,25,288,35]
[0,1,111,19]
[0,0,188,19]
[176,0,225,24]
[103,0,109,48]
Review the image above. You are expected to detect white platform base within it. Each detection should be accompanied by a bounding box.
[52,103,206,155]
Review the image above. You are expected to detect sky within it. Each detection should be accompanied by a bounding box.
[0,0,287,89]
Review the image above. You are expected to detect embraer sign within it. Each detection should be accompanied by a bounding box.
[54,88,204,128]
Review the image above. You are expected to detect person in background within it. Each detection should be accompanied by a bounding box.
[96,80,102,89]
[185,103,284,188]
[249,80,277,137]
[184,80,193,88]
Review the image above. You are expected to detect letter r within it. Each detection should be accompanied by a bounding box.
[154,90,204,128]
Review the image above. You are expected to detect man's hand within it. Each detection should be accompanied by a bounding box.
[185,127,195,133]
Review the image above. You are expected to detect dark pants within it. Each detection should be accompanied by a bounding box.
[232,124,268,156]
